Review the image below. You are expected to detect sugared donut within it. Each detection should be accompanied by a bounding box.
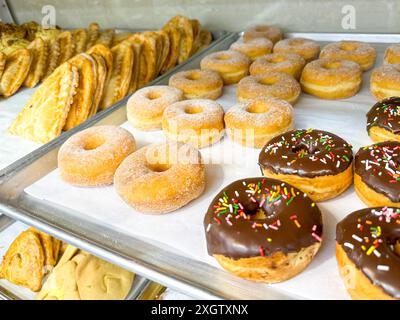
[250,52,306,80]
[354,141,400,208]
[224,97,293,148]
[127,85,183,131]
[168,69,223,100]
[273,38,320,62]
[259,129,353,202]
[58,125,136,186]
[367,97,400,143]
[230,37,273,61]
[384,44,400,65]
[237,72,301,105]
[336,207,400,300]
[320,41,376,71]
[300,58,362,99]
[243,25,283,44]
[162,99,225,148]
[204,177,323,283]
[114,142,205,214]
[200,50,250,85]
[370,65,400,101]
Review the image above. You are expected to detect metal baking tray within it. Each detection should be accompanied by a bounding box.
[0,31,399,300]
[0,215,151,300]
[0,30,229,171]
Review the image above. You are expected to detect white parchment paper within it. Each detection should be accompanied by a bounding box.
[24,43,390,299]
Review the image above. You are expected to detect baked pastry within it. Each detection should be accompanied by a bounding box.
[250,52,305,80]
[58,125,136,186]
[230,37,273,61]
[200,50,250,85]
[320,40,376,71]
[162,99,225,148]
[336,207,400,300]
[354,141,400,207]
[384,43,400,65]
[114,142,205,214]
[259,129,354,201]
[370,65,400,101]
[204,177,323,283]
[237,72,301,104]
[300,58,362,99]
[225,97,293,148]
[168,69,223,100]
[24,37,48,88]
[274,38,320,62]
[127,85,183,130]
[367,97,400,142]
[243,25,283,44]
[9,62,79,143]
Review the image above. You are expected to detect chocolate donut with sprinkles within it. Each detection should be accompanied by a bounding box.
[258,129,353,202]
[354,141,400,207]
[336,207,400,300]
[204,177,323,283]
[367,97,400,143]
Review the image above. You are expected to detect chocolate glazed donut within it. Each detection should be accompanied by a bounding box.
[354,141,400,207]
[336,207,400,300]
[366,97,400,143]
[259,129,354,201]
[204,177,323,283]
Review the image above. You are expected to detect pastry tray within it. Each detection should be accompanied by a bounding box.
[0,215,151,300]
[0,32,399,300]
[0,30,229,171]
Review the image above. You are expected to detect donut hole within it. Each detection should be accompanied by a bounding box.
[184,105,203,114]
[322,61,342,70]
[215,53,232,61]
[340,42,358,52]
[146,162,172,173]
[83,136,106,151]
[247,101,269,114]
[185,72,202,81]
[146,91,162,100]
[258,77,277,86]
[292,144,320,156]
[269,56,286,63]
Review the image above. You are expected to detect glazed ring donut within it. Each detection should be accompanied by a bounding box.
[367,97,400,143]
[384,44,400,65]
[237,72,301,105]
[204,177,323,283]
[58,125,136,186]
[200,50,250,85]
[114,142,205,214]
[273,38,320,62]
[230,37,273,61]
[300,58,362,99]
[168,69,223,100]
[224,97,293,148]
[259,129,354,202]
[250,52,306,80]
[162,99,225,148]
[126,85,183,131]
[370,65,400,101]
[320,41,376,71]
[243,25,283,44]
[354,141,400,208]
[336,207,400,300]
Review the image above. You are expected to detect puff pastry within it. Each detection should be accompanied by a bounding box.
[89,52,107,116]
[57,31,75,65]
[24,37,48,88]
[96,29,115,47]
[160,25,181,74]
[72,28,88,54]
[86,22,100,50]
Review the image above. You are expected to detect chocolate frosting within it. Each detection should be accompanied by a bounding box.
[204,177,323,260]
[355,141,400,203]
[336,207,400,299]
[367,97,400,134]
[258,129,353,178]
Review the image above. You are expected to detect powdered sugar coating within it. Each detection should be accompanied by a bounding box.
[371,64,400,85]
[230,37,273,60]
[237,72,301,104]
[384,44,400,65]
[200,50,250,73]
[274,38,320,62]
[243,25,283,44]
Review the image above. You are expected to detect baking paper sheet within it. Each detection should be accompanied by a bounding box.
[25,43,390,299]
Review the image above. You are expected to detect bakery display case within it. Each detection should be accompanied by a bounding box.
[0,0,399,302]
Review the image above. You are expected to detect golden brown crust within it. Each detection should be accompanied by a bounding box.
[57,31,75,65]
[243,25,283,44]
[96,29,115,47]
[160,25,181,74]
[370,64,400,101]
[88,53,107,117]
[72,28,88,54]
[164,15,194,64]
[24,37,48,88]
[384,43,400,65]
[262,165,353,202]
[354,173,400,208]
[274,38,320,62]
[230,37,273,61]
[336,244,395,300]
[368,126,400,143]
[214,243,320,283]
[86,22,100,50]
